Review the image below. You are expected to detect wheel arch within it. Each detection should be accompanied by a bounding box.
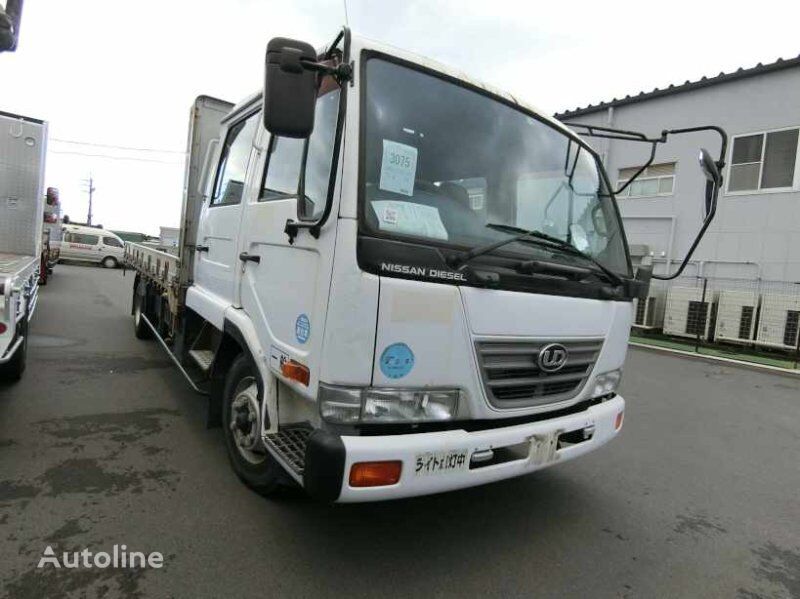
[207,315,275,433]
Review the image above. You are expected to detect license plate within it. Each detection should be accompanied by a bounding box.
[414,449,468,476]
[529,431,561,465]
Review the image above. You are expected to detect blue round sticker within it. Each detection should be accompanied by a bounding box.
[379,343,415,379]
[295,314,310,344]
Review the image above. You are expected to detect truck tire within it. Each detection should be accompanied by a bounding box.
[102,256,118,269]
[0,319,27,382]
[222,354,282,496]
[133,285,152,340]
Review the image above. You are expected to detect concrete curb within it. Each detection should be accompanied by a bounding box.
[629,342,800,379]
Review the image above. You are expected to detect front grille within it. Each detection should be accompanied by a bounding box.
[475,338,604,409]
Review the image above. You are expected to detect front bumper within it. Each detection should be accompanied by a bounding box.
[305,395,625,503]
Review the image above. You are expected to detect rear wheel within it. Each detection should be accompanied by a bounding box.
[133,284,152,340]
[102,256,118,269]
[222,354,282,496]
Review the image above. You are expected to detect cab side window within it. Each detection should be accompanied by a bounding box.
[300,86,341,220]
[103,236,123,248]
[260,137,304,201]
[211,111,260,206]
[259,79,341,219]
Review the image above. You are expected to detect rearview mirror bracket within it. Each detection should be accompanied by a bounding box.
[562,122,728,281]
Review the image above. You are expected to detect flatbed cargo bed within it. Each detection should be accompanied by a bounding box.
[0,252,38,277]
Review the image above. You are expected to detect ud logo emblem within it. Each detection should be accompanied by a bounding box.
[538,343,568,372]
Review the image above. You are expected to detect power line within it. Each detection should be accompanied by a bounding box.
[49,149,184,164]
[50,137,185,154]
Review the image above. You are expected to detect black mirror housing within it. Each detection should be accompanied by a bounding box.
[698,148,721,218]
[264,37,318,138]
[698,148,721,185]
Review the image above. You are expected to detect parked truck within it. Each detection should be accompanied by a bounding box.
[125,29,726,502]
[0,110,46,380]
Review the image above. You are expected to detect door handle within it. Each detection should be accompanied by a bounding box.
[195,245,209,252]
[239,252,261,264]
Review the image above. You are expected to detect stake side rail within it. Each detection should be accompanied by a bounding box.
[123,242,181,293]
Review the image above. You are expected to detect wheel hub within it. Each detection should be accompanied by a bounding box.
[229,378,265,464]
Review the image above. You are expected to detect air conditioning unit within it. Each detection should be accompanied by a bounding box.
[663,286,715,340]
[714,290,759,344]
[632,293,663,330]
[755,292,800,351]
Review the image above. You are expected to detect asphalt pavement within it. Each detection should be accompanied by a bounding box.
[1,263,798,598]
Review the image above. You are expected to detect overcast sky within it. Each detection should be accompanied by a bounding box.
[3,0,799,235]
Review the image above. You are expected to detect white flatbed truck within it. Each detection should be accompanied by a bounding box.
[125,29,726,502]
[0,110,46,380]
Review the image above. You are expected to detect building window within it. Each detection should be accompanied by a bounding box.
[616,162,675,198]
[728,127,799,193]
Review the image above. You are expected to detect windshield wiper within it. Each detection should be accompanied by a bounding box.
[449,222,623,287]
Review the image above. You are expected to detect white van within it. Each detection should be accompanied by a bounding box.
[59,225,125,268]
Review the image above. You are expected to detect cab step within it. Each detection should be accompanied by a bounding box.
[188,349,215,372]
[263,426,312,476]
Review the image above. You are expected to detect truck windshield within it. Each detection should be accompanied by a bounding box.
[361,57,630,277]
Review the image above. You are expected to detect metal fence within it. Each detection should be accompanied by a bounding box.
[631,275,800,370]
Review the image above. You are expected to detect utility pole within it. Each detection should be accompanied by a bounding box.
[82,174,96,225]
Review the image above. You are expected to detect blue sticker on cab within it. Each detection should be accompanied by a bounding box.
[295,314,310,344]
[379,343,415,379]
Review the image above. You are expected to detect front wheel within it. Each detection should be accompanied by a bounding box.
[102,256,118,269]
[222,354,282,496]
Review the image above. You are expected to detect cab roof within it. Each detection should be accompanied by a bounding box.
[226,31,574,140]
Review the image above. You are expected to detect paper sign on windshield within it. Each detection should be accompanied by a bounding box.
[372,200,448,240]
[379,140,418,197]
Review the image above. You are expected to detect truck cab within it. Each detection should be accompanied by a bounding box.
[129,29,725,502]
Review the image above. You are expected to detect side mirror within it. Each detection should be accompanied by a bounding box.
[698,148,721,185]
[263,37,318,138]
[698,148,721,217]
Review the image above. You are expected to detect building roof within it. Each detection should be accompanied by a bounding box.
[555,54,800,119]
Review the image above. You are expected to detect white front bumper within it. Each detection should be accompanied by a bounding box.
[338,395,624,502]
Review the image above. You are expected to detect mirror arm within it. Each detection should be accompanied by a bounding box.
[664,125,728,172]
[649,125,728,280]
[297,59,353,84]
[651,188,717,281]
[614,140,659,195]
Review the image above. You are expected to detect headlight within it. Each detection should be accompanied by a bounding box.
[319,385,362,424]
[319,384,460,424]
[592,369,622,398]
[362,389,459,423]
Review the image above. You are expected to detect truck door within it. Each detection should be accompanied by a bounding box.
[238,84,342,399]
[194,110,260,306]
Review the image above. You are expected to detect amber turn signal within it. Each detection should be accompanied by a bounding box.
[614,410,624,431]
[281,359,310,386]
[349,461,402,487]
